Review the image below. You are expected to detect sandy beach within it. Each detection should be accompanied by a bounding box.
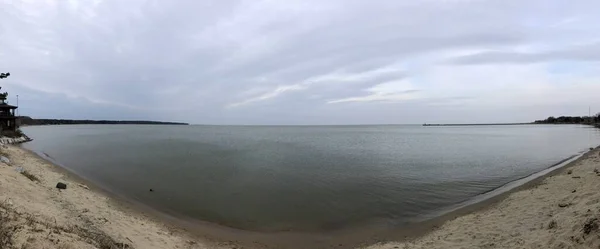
[2,143,600,249]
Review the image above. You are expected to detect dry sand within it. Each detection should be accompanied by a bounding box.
[366,147,600,249]
[0,145,234,249]
[2,143,600,249]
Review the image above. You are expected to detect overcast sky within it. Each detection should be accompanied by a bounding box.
[1,0,600,124]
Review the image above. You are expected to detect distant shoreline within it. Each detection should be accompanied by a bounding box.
[422,122,534,126]
[19,117,188,126]
[423,122,600,127]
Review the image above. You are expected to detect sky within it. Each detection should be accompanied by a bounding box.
[1,0,600,125]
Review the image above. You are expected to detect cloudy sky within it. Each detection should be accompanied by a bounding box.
[1,0,600,124]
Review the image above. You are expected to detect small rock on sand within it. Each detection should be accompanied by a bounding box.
[583,218,599,234]
[115,242,131,248]
[548,220,557,229]
[567,169,573,175]
[56,182,67,189]
[558,202,571,208]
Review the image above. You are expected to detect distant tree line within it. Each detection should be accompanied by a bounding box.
[19,116,188,126]
[534,114,600,124]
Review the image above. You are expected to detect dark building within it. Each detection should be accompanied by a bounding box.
[0,89,18,134]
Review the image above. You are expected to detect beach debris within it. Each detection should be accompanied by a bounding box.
[567,169,573,175]
[0,156,10,164]
[21,170,40,182]
[56,182,67,190]
[115,242,131,248]
[78,183,90,190]
[558,202,572,208]
[548,220,557,229]
[572,189,577,193]
[572,176,581,179]
[149,188,154,192]
[583,218,599,234]
[14,166,24,173]
[97,217,109,223]
[594,168,600,174]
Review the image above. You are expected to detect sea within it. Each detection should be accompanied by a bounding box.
[21,124,600,233]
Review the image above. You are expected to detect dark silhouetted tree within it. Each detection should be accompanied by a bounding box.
[0,72,10,99]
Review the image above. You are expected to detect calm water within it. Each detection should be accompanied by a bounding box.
[21,125,600,232]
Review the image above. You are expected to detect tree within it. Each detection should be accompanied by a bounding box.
[0,72,9,99]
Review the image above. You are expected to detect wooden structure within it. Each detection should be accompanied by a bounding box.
[0,88,18,134]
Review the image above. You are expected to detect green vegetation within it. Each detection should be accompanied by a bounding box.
[14,129,24,137]
[534,114,600,124]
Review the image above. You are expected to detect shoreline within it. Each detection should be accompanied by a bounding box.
[0,144,228,249]
[367,145,600,248]
[17,146,226,246]
[6,142,598,248]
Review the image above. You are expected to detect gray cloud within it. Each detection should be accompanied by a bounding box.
[1,0,600,124]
